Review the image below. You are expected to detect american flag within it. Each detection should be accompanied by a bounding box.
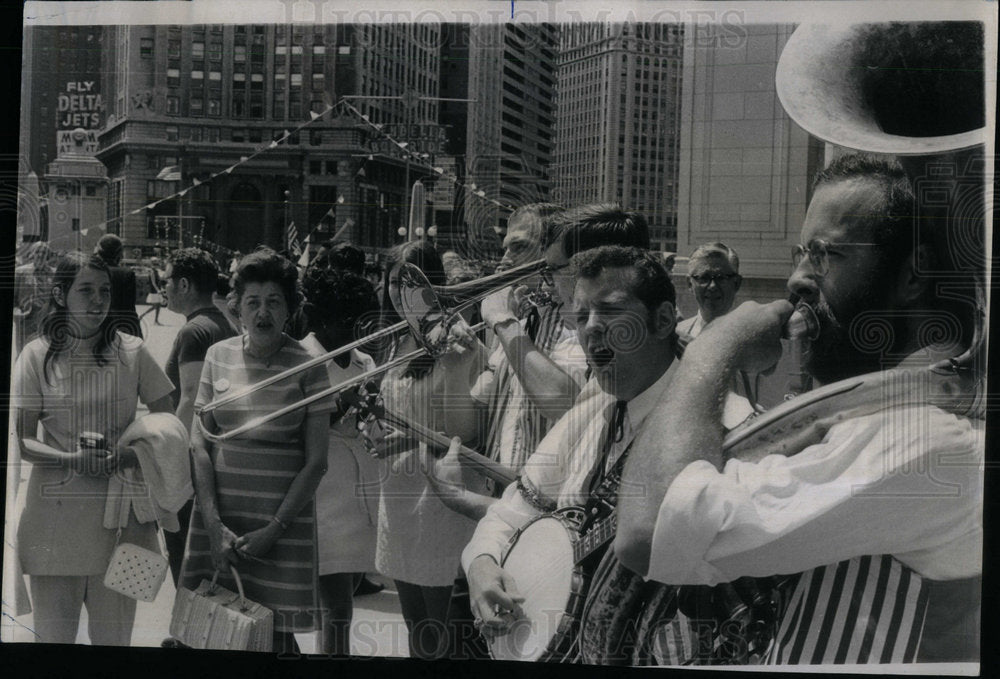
[285,221,301,256]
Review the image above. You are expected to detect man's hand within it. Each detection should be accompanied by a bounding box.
[109,444,140,473]
[420,436,465,496]
[480,286,521,330]
[696,300,795,374]
[467,554,526,638]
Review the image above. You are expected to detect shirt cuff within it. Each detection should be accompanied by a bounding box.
[646,460,732,586]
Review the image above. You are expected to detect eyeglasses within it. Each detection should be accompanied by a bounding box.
[689,272,740,287]
[791,239,881,276]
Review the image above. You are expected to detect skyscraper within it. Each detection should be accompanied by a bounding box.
[553,23,684,252]
[96,23,442,257]
[462,23,558,255]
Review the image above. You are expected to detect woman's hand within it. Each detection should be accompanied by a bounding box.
[71,446,116,476]
[207,520,241,572]
[109,444,140,474]
[234,522,282,560]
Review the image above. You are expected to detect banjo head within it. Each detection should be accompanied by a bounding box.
[491,515,578,661]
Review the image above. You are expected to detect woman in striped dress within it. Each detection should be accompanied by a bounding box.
[180,248,332,653]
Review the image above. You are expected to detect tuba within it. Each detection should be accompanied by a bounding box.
[729,21,989,461]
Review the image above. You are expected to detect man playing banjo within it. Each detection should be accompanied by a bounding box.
[461,244,753,658]
[615,154,983,664]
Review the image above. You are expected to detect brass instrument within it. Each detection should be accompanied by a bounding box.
[727,20,988,460]
[196,257,553,444]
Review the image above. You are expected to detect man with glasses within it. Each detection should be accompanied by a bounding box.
[616,154,982,664]
[160,248,237,591]
[676,242,742,345]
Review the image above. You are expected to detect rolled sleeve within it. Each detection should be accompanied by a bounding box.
[647,460,736,585]
[647,407,984,584]
[461,481,542,575]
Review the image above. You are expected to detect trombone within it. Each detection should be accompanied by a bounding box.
[197,257,555,444]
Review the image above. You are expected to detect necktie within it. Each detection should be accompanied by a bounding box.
[588,400,628,496]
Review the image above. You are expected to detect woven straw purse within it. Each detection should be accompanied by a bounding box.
[169,565,274,652]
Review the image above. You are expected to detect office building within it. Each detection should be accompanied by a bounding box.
[96,23,442,257]
[553,23,684,252]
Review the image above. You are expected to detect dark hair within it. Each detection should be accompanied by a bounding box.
[572,245,676,321]
[41,252,119,383]
[543,203,650,256]
[95,234,124,265]
[322,241,366,275]
[812,154,919,263]
[378,240,446,324]
[506,202,564,240]
[227,247,301,317]
[168,247,220,296]
[302,265,379,336]
[377,241,445,378]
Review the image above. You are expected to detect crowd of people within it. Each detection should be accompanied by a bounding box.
[8,152,983,664]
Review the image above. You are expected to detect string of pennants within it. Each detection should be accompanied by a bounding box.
[337,100,515,214]
[77,94,513,259]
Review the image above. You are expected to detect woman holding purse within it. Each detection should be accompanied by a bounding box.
[12,251,175,646]
[179,248,332,654]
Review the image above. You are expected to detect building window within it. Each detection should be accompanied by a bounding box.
[208,40,222,60]
[234,73,246,83]
[167,68,180,87]
[85,184,96,197]
[168,39,181,58]
[276,44,287,55]
[291,45,303,55]
[191,70,204,80]
[191,126,203,141]
[311,73,325,91]
[140,37,154,57]
[166,96,180,114]
[71,218,80,232]
[289,101,301,119]
[208,127,219,142]
[233,99,245,117]
[208,99,221,116]
[231,128,245,142]
[249,128,262,143]
[234,45,246,61]
[310,100,325,114]
[310,130,322,146]
[338,45,350,55]
[312,44,325,55]
[290,73,302,87]
[209,70,221,82]
[190,98,203,115]
[192,41,205,59]
[166,126,179,141]
[309,160,322,174]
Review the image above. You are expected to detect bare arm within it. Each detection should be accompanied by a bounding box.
[437,321,488,443]
[615,301,792,576]
[175,360,204,433]
[481,287,581,421]
[17,408,113,474]
[421,438,497,520]
[190,414,239,570]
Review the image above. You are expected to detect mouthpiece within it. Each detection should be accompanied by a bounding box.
[783,304,820,342]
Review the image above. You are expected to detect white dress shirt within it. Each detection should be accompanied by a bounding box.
[461,363,676,572]
[647,403,984,585]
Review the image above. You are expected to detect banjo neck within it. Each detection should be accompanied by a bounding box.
[380,407,518,487]
[573,512,617,565]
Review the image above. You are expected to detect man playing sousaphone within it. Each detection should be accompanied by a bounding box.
[615,154,984,664]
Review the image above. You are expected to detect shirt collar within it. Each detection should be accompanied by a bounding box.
[603,359,677,426]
